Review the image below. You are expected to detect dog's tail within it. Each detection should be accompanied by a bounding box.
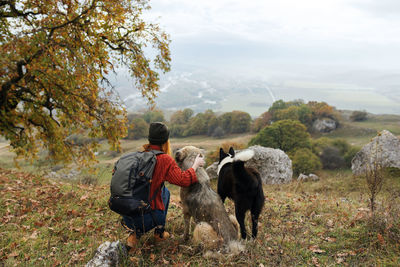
[233,149,254,162]
[232,149,255,179]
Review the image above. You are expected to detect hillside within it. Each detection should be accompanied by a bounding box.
[1,112,399,266]
[118,68,400,117]
[317,112,400,147]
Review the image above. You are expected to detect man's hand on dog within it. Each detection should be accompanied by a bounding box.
[192,154,205,171]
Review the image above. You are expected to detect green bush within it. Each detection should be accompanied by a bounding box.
[350,110,368,121]
[312,137,358,169]
[126,117,148,140]
[249,120,311,153]
[169,124,185,138]
[230,111,252,133]
[320,146,346,170]
[344,146,360,168]
[170,108,193,125]
[251,111,271,133]
[210,126,225,138]
[290,148,322,176]
[142,110,165,123]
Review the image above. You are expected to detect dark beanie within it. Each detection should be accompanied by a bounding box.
[148,122,170,145]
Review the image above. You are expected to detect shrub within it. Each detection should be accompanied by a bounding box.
[365,159,384,213]
[251,111,272,133]
[170,108,194,125]
[230,111,252,133]
[210,126,225,138]
[249,120,311,153]
[350,110,368,121]
[290,148,322,176]
[312,137,358,169]
[142,109,165,123]
[344,146,360,168]
[320,146,346,170]
[169,124,185,138]
[126,117,148,140]
[80,175,98,186]
[311,137,332,155]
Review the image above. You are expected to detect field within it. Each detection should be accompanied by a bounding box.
[1,113,400,266]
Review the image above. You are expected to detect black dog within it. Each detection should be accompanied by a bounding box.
[217,147,265,239]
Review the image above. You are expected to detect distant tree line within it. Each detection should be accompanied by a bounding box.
[125,108,252,140]
[125,99,342,140]
[252,99,341,132]
[125,100,359,176]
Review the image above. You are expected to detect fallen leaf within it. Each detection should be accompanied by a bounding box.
[86,218,94,227]
[8,251,19,258]
[323,237,337,242]
[377,233,385,246]
[34,221,44,227]
[312,256,320,267]
[336,257,345,264]
[30,231,39,239]
[80,193,89,201]
[309,245,325,254]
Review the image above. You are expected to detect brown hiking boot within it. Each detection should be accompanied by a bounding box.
[154,231,170,242]
[127,232,139,249]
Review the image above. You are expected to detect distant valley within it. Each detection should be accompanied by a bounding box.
[114,67,400,117]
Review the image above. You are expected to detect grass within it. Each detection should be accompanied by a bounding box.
[1,115,399,266]
[312,113,400,147]
[1,167,399,266]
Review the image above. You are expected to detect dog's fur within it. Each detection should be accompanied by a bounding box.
[217,147,265,239]
[175,146,239,248]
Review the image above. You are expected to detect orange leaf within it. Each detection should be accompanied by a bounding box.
[377,233,385,245]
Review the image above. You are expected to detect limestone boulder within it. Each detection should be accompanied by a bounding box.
[86,241,126,267]
[207,145,292,184]
[351,130,400,175]
[312,118,337,133]
[245,145,292,184]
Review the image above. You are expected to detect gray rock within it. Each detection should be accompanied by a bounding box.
[298,173,309,181]
[86,241,126,267]
[312,118,337,133]
[297,173,319,182]
[245,145,292,184]
[351,130,400,175]
[309,173,320,181]
[207,145,292,184]
[206,162,219,180]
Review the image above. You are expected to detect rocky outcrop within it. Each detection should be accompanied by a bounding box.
[351,130,400,175]
[86,241,126,267]
[312,118,337,133]
[245,145,292,184]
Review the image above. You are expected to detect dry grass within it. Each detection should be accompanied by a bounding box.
[1,167,399,266]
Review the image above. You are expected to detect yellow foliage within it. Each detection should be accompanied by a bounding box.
[0,0,171,166]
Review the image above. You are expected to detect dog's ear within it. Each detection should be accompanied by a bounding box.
[175,149,183,162]
[219,148,225,159]
[229,147,235,157]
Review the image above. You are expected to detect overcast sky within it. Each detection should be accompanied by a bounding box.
[128,0,400,114]
[145,0,400,73]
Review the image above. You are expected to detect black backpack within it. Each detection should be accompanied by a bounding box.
[108,150,163,217]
